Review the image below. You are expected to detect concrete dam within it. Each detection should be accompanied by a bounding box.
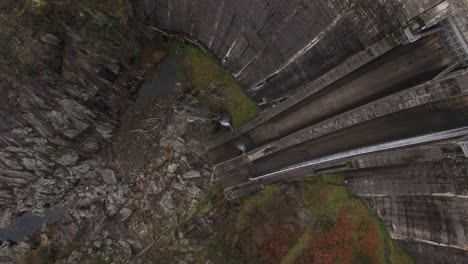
[0,0,467,263]
[136,0,468,263]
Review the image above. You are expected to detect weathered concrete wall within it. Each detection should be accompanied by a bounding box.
[210,69,468,164]
[398,239,468,264]
[346,158,468,263]
[348,144,462,169]
[136,0,444,101]
[246,37,452,147]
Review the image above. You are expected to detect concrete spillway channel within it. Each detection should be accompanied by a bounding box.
[216,93,468,196]
[223,126,468,199]
[207,35,453,163]
[209,33,468,196]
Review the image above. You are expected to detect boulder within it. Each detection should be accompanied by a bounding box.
[167,164,178,173]
[98,169,117,184]
[119,208,133,222]
[182,170,201,179]
[39,34,62,47]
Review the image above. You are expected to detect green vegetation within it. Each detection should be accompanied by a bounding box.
[183,183,225,225]
[19,243,114,264]
[207,173,413,264]
[88,256,112,264]
[168,41,260,128]
[281,229,313,264]
[207,186,285,264]
[132,45,143,58]
[321,172,346,185]
[236,186,280,228]
[389,239,414,264]
[20,63,34,76]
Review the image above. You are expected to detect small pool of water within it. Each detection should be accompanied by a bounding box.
[0,208,66,242]
[136,53,179,108]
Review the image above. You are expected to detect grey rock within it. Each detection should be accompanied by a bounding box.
[119,208,133,221]
[21,157,51,172]
[69,163,92,178]
[160,137,185,152]
[81,139,100,152]
[12,242,31,257]
[0,169,35,180]
[118,240,132,255]
[172,182,185,191]
[187,185,202,200]
[47,99,95,139]
[98,169,117,184]
[182,170,201,179]
[104,186,128,216]
[0,208,13,229]
[67,250,82,263]
[55,151,79,166]
[11,127,33,136]
[96,123,114,139]
[0,153,22,170]
[105,202,118,217]
[296,208,312,228]
[25,137,47,144]
[39,34,61,47]
[0,244,13,263]
[167,164,178,173]
[150,180,161,193]
[125,239,143,250]
[94,241,102,248]
[160,192,174,213]
[58,99,96,119]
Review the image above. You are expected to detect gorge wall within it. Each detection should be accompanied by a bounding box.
[0,0,146,238]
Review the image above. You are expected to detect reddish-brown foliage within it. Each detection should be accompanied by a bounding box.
[360,220,380,258]
[307,205,381,264]
[257,228,291,262]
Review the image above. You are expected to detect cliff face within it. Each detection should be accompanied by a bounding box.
[0,2,222,262]
[0,0,143,227]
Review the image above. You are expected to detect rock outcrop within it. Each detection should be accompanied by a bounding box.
[0,0,141,231]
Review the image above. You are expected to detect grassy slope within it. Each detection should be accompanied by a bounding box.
[209,174,414,264]
[168,41,260,128]
[288,174,413,264]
